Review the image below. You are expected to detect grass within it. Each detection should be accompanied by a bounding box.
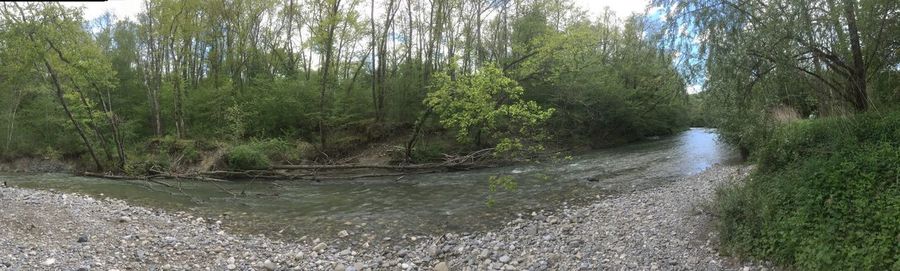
[714,111,900,270]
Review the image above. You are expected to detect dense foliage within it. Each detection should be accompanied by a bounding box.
[651,0,900,269]
[0,1,690,171]
[426,65,554,154]
[715,112,900,270]
[655,0,900,151]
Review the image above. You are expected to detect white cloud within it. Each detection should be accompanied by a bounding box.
[574,0,651,18]
[69,0,651,22]
[687,84,702,94]
[61,0,142,21]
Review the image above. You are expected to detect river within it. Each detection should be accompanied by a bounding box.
[1,128,737,242]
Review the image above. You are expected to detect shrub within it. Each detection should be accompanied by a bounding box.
[123,153,172,176]
[226,144,270,170]
[250,138,298,162]
[716,111,900,270]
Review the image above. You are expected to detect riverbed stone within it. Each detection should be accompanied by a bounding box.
[433,261,449,271]
[313,242,327,251]
[262,259,276,270]
[0,165,768,271]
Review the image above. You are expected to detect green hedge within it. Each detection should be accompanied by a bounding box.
[716,111,900,270]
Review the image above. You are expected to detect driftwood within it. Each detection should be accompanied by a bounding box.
[81,171,227,184]
[81,171,133,180]
[80,148,501,182]
[148,169,229,182]
[268,148,497,171]
[80,171,174,187]
[269,163,448,170]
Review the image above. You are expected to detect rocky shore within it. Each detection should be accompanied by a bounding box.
[0,164,768,270]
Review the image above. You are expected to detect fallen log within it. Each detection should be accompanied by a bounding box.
[79,172,174,187]
[81,171,132,180]
[268,148,497,171]
[82,171,229,183]
[267,163,449,170]
[148,171,229,183]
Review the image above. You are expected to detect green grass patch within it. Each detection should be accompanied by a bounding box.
[715,111,900,270]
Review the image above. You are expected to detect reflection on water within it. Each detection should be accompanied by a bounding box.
[2,128,736,240]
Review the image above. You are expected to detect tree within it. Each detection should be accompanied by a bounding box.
[0,3,124,170]
[425,64,554,155]
[655,0,900,113]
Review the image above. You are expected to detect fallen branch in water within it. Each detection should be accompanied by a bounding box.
[78,149,502,182]
[80,171,229,183]
[80,172,175,187]
[80,172,132,180]
[268,148,497,171]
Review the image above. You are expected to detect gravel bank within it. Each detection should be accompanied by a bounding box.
[0,164,766,270]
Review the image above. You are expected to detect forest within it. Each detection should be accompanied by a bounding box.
[0,0,689,174]
[1,0,899,269]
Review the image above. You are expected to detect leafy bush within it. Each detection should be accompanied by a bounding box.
[226,144,270,170]
[250,138,300,162]
[123,153,171,176]
[155,136,202,163]
[716,111,900,270]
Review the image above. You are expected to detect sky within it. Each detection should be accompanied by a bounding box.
[63,0,652,22]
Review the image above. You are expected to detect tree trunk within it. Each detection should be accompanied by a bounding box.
[405,106,433,160]
[843,0,868,111]
[4,89,22,153]
[44,60,104,171]
[318,0,342,150]
[145,1,164,137]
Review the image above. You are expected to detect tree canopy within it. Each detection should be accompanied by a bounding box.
[0,0,692,170]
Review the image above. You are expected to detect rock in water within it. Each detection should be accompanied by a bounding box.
[338,230,350,238]
[433,262,450,271]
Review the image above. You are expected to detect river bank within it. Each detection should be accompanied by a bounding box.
[0,164,771,270]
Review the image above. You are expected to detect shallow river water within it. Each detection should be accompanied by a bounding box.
[2,128,737,241]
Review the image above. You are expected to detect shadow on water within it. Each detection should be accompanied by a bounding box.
[2,128,737,241]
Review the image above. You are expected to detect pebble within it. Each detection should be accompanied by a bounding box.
[434,261,450,271]
[0,166,760,271]
[263,259,277,270]
[313,242,327,251]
